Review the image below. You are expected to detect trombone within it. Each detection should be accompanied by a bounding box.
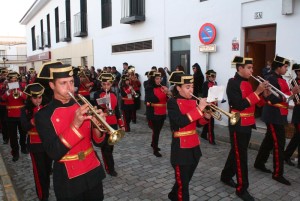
[190,93,240,125]
[68,92,125,145]
[251,75,293,102]
[287,73,300,104]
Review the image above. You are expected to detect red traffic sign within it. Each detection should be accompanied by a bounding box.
[198,23,216,45]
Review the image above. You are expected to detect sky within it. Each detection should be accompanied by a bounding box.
[0,0,36,37]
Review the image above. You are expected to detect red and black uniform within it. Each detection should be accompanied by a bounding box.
[145,84,167,153]
[284,77,300,167]
[254,71,292,178]
[78,79,94,102]
[21,104,52,201]
[35,99,106,200]
[2,88,27,158]
[120,85,135,132]
[94,89,124,175]
[0,79,8,143]
[167,96,208,201]
[130,79,141,123]
[20,81,27,90]
[201,80,217,144]
[221,72,261,195]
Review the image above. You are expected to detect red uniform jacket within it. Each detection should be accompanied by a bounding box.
[2,89,27,118]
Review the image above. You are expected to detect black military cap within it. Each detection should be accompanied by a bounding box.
[0,67,8,75]
[292,63,300,71]
[148,70,161,77]
[232,56,253,65]
[37,61,73,79]
[205,69,216,76]
[121,74,129,81]
[29,68,36,73]
[168,71,185,84]
[169,73,193,85]
[274,55,290,66]
[98,73,115,82]
[23,83,45,97]
[7,71,20,80]
[128,66,135,73]
[145,71,149,76]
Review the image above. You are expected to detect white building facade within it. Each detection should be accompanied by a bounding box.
[20,0,300,125]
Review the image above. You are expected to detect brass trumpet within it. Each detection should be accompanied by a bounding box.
[68,92,125,145]
[190,94,240,125]
[13,89,20,99]
[251,75,293,102]
[288,73,300,104]
[105,89,114,116]
[158,83,172,98]
[129,85,139,98]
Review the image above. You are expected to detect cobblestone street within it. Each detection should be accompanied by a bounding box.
[0,114,300,201]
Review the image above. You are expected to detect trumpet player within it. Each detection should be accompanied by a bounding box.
[93,73,125,177]
[35,62,107,201]
[129,72,141,123]
[167,73,211,201]
[1,71,28,161]
[254,55,300,186]
[284,63,300,169]
[145,71,168,157]
[120,75,135,132]
[221,56,270,201]
[0,68,9,144]
[201,69,218,145]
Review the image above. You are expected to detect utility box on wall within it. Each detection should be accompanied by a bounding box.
[282,0,294,15]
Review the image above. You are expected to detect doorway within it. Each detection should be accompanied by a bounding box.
[170,36,190,74]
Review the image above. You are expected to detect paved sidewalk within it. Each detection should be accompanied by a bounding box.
[0,112,299,201]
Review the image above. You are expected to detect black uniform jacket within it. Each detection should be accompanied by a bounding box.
[35,98,105,198]
[167,96,202,166]
[292,78,300,124]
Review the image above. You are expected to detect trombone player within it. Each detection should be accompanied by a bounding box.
[93,73,125,176]
[254,55,300,186]
[220,56,270,201]
[35,62,107,200]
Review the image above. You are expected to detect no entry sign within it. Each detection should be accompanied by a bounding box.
[198,23,216,45]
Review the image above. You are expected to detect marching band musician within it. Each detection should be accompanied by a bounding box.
[78,66,94,102]
[284,63,300,169]
[145,71,168,157]
[201,69,217,145]
[221,56,269,201]
[254,55,300,186]
[20,83,52,201]
[167,73,211,201]
[129,71,141,123]
[1,71,28,161]
[93,73,125,177]
[35,62,107,200]
[120,74,135,132]
[0,68,9,144]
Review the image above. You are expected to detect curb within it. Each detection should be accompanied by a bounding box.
[0,153,18,201]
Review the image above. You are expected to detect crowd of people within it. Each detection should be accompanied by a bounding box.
[0,55,299,201]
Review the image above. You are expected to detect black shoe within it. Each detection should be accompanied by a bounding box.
[236,190,255,201]
[109,170,118,177]
[168,193,176,201]
[284,158,295,166]
[201,135,207,140]
[132,120,136,124]
[12,155,19,162]
[272,176,291,185]
[151,144,161,151]
[209,141,216,145]
[220,178,237,188]
[254,164,272,173]
[153,151,162,157]
[297,164,300,169]
[3,139,8,144]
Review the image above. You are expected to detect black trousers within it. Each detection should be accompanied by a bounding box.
[7,118,27,156]
[122,109,133,132]
[201,117,215,143]
[284,123,300,163]
[255,123,286,177]
[100,125,117,174]
[221,130,251,193]
[0,106,8,142]
[148,119,165,151]
[30,151,53,200]
[169,162,199,201]
[56,181,104,201]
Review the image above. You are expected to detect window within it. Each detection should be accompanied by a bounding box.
[74,0,88,37]
[102,0,112,28]
[112,40,152,53]
[46,14,51,47]
[65,0,71,40]
[40,19,44,49]
[55,7,60,43]
[120,0,145,24]
[31,26,36,51]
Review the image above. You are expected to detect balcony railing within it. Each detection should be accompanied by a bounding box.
[120,0,145,24]
[43,31,51,47]
[36,35,44,50]
[74,12,88,37]
[60,21,71,42]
